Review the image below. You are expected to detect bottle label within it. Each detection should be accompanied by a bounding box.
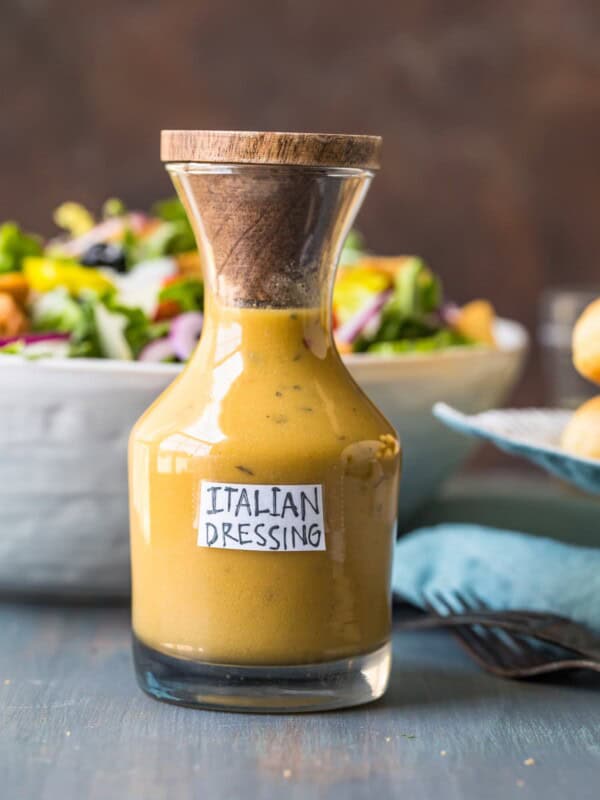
[196,481,326,552]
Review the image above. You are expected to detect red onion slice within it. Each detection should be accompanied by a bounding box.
[169,312,204,361]
[335,289,393,345]
[439,302,460,327]
[138,337,177,363]
[0,332,70,347]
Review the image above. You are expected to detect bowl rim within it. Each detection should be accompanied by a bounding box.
[0,317,528,377]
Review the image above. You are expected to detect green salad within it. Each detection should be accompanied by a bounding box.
[0,198,495,361]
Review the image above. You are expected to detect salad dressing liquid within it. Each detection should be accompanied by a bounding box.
[129,300,400,665]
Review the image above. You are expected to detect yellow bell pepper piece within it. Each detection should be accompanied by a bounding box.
[53,202,95,236]
[333,263,393,325]
[23,258,114,295]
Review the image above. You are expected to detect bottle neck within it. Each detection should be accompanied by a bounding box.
[169,163,372,310]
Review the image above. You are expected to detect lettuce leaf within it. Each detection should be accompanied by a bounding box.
[158,277,204,312]
[366,329,473,355]
[69,298,103,358]
[352,258,444,351]
[31,288,84,333]
[0,222,43,274]
[152,197,196,254]
[391,257,441,316]
[100,296,168,358]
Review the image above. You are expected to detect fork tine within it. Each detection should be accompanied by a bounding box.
[432,592,510,671]
[422,596,437,614]
[468,591,569,625]
[467,590,490,610]
[423,590,596,677]
[454,590,516,653]
[497,628,553,666]
[468,591,571,630]
[453,590,477,613]
[445,591,533,670]
[458,590,553,669]
[432,591,455,615]
[499,633,535,658]
[456,590,487,612]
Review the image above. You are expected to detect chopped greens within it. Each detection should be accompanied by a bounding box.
[334,253,490,354]
[152,197,196,254]
[366,329,472,355]
[122,223,172,268]
[0,223,43,274]
[391,258,441,317]
[158,277,203,312]
[68,298,103,358]
[0,197,495,363]
[31,288,84,333]
[352,260,444,351]
[99,296,169,359]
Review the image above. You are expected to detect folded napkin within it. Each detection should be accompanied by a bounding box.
[393,524,600,632]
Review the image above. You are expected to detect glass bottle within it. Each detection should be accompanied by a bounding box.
[129,131,401,711]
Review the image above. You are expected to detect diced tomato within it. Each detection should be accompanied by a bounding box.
[154,299,181,321]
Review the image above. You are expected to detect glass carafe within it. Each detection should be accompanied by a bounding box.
[129,131,401,712]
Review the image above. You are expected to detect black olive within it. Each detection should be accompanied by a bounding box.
[80,243,127,272]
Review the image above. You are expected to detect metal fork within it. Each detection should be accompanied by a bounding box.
[419,591,600,678]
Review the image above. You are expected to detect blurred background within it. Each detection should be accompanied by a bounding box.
[3,0,600,406]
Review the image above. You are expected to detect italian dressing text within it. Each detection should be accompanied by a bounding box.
[197,482,326,552]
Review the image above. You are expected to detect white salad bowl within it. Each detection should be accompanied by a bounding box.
[0,318,527,595]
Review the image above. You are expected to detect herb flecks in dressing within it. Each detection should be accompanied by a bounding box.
[130,306,401,666]
[235,465,255,476]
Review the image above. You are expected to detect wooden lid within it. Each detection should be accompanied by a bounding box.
[161,130,382,170]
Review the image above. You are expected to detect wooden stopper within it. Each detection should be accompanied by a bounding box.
[161,130,382,171]
[165,131,380,307]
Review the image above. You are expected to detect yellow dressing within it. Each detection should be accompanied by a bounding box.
[129,303,400,666]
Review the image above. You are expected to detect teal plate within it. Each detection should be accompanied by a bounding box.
[434,402,600,495]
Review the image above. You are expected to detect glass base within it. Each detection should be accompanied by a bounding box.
[133,636,391,713]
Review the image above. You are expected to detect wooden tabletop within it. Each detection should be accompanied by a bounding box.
[1,601,598,800]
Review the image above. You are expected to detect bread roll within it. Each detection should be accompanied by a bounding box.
[572,298,600,384]
[561,395,600,460]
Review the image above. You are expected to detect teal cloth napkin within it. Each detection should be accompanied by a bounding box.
[393,524,600,632]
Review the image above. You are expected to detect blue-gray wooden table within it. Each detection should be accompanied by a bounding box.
[1,601,598,800]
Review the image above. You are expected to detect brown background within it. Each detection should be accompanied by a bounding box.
[3,0,600,405]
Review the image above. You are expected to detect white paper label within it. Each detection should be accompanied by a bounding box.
[197,482,326,552]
